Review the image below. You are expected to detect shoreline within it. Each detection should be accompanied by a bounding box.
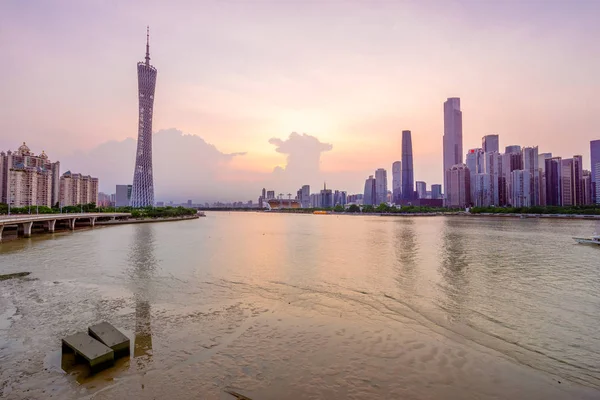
[95,214,201,225]
[202,209,600,220]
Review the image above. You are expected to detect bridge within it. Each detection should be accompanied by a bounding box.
[0,213,131,242]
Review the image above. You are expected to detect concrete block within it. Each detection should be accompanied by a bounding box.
[62,332,114,372]
[88,322,130,358]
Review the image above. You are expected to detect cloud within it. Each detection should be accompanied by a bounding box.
[60,128,250,202]
[268,132,332,178]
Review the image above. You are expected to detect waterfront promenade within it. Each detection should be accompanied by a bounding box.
[0,213,131,241]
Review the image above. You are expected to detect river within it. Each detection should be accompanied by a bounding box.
[1,212,599,399]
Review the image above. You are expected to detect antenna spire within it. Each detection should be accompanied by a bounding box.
[145,26,151,65]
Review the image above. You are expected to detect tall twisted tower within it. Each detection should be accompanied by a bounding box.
[130,26,157,207]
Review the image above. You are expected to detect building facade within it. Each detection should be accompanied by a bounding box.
[522,146,539,206]
[545,157,562,206]
[416,181,427,199]
[510,170,532,207]
[299,185,310,208]
[375,168,388,205]
[560,158,574,206]
[505,145,521,154]
[0,142,60,207]
[116,184,133,207]
[59,171,99,206]
[401,130,415,201]
[465,148,484,206]
[392,161,401,204]
[363,175,376,206]
[538,152,553,206]
[482,134,499,154]
[130,28,158,207]
[431,184,442,200]
[443,98,462,195]
[484,151,505,206]
[591,140,600,203]
[446,164,470,208]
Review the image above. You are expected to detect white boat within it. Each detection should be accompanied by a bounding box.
[573,233,600,246]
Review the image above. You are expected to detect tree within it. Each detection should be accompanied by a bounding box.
[347,204,360,213]
[333,204,344,212]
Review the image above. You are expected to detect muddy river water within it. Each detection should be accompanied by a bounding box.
[1,213,600,399]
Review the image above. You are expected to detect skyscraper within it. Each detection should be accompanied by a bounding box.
[446,164,471,208]
[538,152,552,206]
[375,168,388,205]
[392,161,401,204]
[401,130,415,201]
[300,185,310,208]
[482,134,500,153]
[431,184,442,200]
[583,170,592,205]
[522,147,539,206]
[505,145,521,154]
[510,170,532,207]
[561,158,574,206]
[416,181,427,199]
[591,140,600,203]
[363,175,376,206]
[130,27,158,208]
[545,157,562,206]
[484,151,504,206]
[503,152,522,205]
[465,148,484,205]
[572,155,583,205]
[443,98,463,195]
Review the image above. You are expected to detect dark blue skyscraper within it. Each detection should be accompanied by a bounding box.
[401,130,415,201]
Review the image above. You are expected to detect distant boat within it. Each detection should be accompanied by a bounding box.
[573,233,600,246]
[313,210,328,215]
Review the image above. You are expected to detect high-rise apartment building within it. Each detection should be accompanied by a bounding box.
[392,161,402,204]
[510,170,532,207]
[431,184,442,200]
[443,98,462,195]
[416,181,427,199]
[582,170,592,205]
[130,28,158,207]
[484,152,505,206]
[363,175,376,206]
[299,185,310,208]
[59,171,99,206]
[560,158,574,206]
[545,157,562,206]
[0,143,60,207]
[538,152,552,206]
[473,173,492,207]
[503,152,522,205]
[446,164,470,208]
[505,145,521,154]
[116,184,133,207]
[465,148,484,206]
[591,140,600,203]
[522,146,539,206]
[375,168,388,205]
[482,134,499,153]
[401,130,415,201]
[572,155,583,206]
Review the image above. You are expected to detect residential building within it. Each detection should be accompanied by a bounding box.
[375,168,388,205]
[416,181,427,199]
[116,184,132,207]
[503,152,522,205]
[299,185,310,208]
[538,152,553,206]
[572,155,583,206]
[0,142,60,207]
[401,130,415,201]
[583,170,592,205]
[510,170,532,207]
[522,147,540,206]
[465,148,484,206]
[484,151,505,206]
[392,161,401,204]
[98,192,111,207]
[443,97,462,195]
[482,134,499,153]
[505,145,521,154]
[545,157,562,206]
[591,140,600,203]
[446,164,470,208]
[473,173,492,207]
[59,171,99,206]
[334,190,347,206]
[431,184,442,200]
[363,175,376,206]
[560,158,574,206]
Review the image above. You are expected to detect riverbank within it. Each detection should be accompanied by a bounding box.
[95,214,201,226]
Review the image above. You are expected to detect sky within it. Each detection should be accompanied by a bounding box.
[1,0,599,202]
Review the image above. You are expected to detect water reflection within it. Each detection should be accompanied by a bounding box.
[437,219,470,322]
[127,224,157,368]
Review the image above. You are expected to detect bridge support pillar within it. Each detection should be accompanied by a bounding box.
[47,219,56,233]
[90,217,96,227]
[22,222,33,238]
[0,225,4,242]
[68,218,77,230]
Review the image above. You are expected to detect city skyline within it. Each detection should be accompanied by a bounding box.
[2,1,600,202]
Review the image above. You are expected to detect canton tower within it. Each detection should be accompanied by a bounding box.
[130,27,157,207]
